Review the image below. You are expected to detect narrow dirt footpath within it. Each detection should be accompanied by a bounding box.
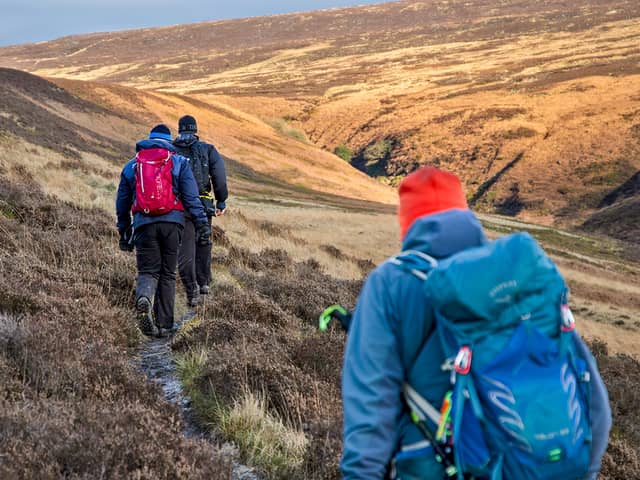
[139,328,260,480]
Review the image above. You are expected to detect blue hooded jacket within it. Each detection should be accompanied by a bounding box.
[341,209,611,479]
[116,138,207,231]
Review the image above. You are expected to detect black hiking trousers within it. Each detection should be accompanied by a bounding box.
[134,222,183,329]
[178,216,213,299]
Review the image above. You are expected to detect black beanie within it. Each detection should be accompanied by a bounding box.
[178,115,198,134]
[149,124,172,141]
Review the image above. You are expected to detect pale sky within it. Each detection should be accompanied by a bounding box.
[0,0,394,47]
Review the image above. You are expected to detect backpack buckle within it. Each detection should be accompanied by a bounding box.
[441,358,455,372]
[561,304,576,332]
[454,346,472,375]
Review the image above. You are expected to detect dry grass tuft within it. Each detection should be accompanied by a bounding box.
[178,345,309,478]
[221,390,308,478]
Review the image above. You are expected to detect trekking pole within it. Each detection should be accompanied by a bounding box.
[404,400,458,479]
[411,415,458,479]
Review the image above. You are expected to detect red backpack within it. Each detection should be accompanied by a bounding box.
[132,148,184,215]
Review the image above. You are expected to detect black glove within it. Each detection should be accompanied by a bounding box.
[195,222,212,246]
[118,225,134,252]
[199,196,216,217]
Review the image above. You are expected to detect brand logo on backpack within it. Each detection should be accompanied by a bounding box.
[485,377,532,453]
[132,148,185,216]
[561,363,584,442]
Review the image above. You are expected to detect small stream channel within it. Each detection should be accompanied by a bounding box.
[139,329,259,480]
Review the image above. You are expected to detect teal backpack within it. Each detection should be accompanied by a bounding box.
[394,232,593,480]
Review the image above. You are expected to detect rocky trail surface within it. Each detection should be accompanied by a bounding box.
[139,313,260,480]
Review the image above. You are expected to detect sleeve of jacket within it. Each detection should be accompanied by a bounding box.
[573,333,612,480]
[115,163,134,231]
[341,267,404,480]
[176,155,208,225]
[208,145,228,204]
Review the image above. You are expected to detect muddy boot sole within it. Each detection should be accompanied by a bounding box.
[136,297,156,337]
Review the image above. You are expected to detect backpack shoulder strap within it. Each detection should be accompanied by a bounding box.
[188,142,211,194]
[387,250,438,280]
[190,141,208,161]
[387,251,444,430]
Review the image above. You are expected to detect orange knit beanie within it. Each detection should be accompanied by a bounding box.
[398,167,468,239]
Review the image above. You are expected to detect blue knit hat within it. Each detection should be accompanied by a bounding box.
[149,124,172,141]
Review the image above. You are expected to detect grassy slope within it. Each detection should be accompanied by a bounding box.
[8,179,627,478]
[0,68,395,211]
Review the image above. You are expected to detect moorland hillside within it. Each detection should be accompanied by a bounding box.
[0,67,395,211]
[1,0,639,228]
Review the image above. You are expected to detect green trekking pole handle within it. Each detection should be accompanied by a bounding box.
[319,305,352,332]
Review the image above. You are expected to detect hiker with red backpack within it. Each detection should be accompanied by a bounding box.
[116,124,211,336]
[340,167,612,479]
[173,115,228,307]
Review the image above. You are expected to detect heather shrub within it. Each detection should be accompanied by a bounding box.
[590,339,640,478]
[0,176,232,478]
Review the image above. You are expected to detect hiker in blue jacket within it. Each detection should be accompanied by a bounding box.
[116,124,210,336]
[341,167,611,479]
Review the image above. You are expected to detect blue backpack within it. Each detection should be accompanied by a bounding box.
[395,233,593,480]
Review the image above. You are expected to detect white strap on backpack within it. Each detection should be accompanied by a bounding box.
[403,383,441,426]
[387,249,438,280]
[388,251,443,427]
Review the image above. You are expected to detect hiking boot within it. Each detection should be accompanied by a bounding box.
[157,322,181,338]
[136,296,155,337]
[187,293,201,308]
[200,285,210,295]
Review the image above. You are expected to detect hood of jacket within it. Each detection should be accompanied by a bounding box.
[135,138,177,153]
[401,208,488,259]
[173,133,199,148]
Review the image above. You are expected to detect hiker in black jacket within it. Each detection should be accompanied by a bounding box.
[173,115,228,306]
